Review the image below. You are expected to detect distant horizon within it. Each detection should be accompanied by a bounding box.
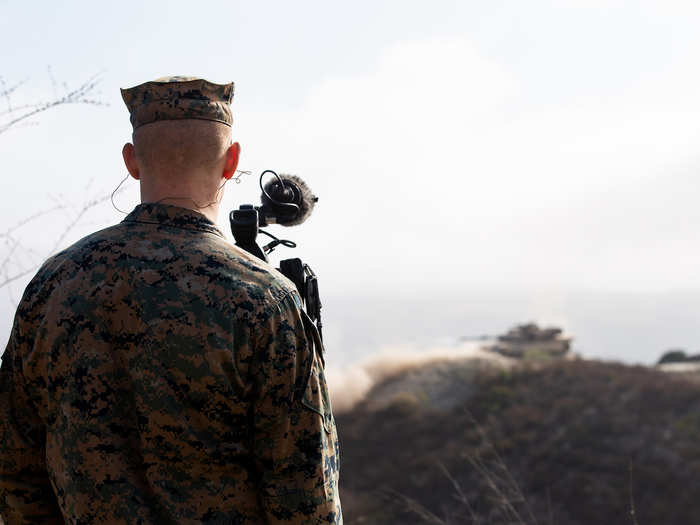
[4,271,700,366]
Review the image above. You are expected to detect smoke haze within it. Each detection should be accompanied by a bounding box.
[326,340,511,413]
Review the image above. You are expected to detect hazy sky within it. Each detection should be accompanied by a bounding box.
[3,1,700,362]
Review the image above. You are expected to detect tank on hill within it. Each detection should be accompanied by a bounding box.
[486,322,571,359]
[656,348,700,374]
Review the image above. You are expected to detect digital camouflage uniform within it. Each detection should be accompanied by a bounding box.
[0,77,341,525]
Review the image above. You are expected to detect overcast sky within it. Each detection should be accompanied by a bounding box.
[3,1,700,362]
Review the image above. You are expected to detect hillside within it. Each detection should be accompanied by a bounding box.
[337,359,700,524]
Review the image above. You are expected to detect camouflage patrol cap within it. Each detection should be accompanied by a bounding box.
[121,76,234,130]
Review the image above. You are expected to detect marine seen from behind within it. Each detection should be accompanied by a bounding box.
[0,76,342,524]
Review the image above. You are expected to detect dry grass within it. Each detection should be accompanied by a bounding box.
[338,359,700,524]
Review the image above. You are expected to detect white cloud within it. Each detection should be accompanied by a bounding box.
[7,10,700,306]
[236,31,700,292]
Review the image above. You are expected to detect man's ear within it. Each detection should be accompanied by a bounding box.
[222,142,241,180]
[122,143,140,180]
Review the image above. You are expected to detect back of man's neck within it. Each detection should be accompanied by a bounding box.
[140,196,220,224]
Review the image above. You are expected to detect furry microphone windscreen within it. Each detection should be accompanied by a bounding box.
[261,174,317,226]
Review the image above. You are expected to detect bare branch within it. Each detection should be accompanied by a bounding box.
[628,462,640,525]
[383,488,447,525]
[0,72,106,136]
[0,204,65,239]
[460,411,538,525]
[0,235,21,275]
[0,266,37,290]
[0,72,110,292]
[0,186,126,291]
[0,76,29,112]
[437,462,480,524]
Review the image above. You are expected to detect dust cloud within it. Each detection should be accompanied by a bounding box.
[326,340,513,413]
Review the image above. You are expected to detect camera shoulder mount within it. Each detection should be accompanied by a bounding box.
[229,171,324,341]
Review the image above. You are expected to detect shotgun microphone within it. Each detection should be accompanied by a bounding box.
[259,171,318,227]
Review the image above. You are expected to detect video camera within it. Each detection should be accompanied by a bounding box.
[229,170,324,340]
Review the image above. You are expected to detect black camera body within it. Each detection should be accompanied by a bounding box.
[230,205,266,261]
[229,171,324,340]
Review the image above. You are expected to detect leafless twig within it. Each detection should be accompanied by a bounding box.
[629,462,640,525]
[0,72,106,136]
[437,462,481,524]
[383,488,447,525]
[462,412,538,525]
[0,187,125,291]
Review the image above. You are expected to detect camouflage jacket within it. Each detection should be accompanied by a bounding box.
[0,203,341,524]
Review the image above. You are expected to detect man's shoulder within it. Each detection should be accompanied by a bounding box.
[29,224,124,282]
[32,221,299,315]
[203,233,301,314]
